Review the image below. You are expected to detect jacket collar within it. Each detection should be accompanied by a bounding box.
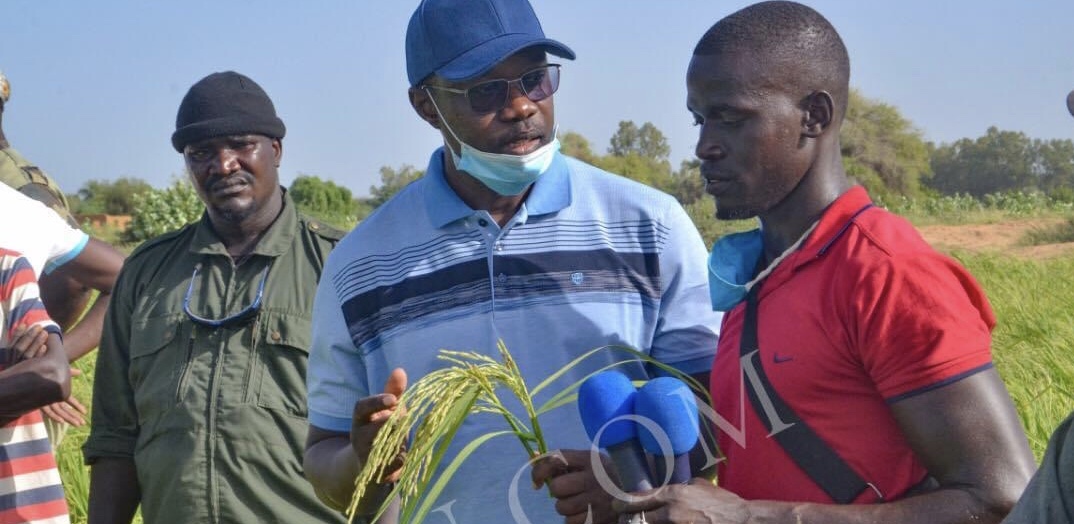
[189,189,298,258]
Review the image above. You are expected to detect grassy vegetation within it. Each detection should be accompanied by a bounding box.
[51,209,1073,521]
[54,357,94,521]
[1022,216,1074,246]
[877,191,1074,226]
[687,191,1074,248]
[958,253,1074,458]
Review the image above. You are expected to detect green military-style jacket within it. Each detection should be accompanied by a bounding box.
[84,192,348,524]
[0,146,76,225]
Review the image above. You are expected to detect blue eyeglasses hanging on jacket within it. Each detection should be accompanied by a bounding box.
[182,262,271,328]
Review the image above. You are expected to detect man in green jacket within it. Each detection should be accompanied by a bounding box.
[84,71,347,524]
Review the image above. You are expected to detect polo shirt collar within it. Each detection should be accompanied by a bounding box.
[787,185,874,270]
[522,153,571,216]
[423,147,572,229]
[189,189,299,258]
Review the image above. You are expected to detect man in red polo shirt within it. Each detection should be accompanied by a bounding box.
[615,2,1036,523]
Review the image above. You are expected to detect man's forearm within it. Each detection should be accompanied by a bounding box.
[304,436,364,511]
[88,457,141,524]
[304,434,396,520]
[0,334,70,417]
[750,486,1018,524]
[62,293,110,362]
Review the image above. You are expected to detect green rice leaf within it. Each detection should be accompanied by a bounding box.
[530,344,629,396]
[409,430,515,523]
[535,359,647,415]
[399,384,482,522]
[536,391,578,415]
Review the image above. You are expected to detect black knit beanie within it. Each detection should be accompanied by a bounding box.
[171,71,286,152]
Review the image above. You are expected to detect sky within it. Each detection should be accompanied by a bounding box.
[2,1,1072,198]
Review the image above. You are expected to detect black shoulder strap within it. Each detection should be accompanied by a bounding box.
[740,281,873,503]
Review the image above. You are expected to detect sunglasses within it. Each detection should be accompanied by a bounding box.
[424,64,561,114]
[183,263,270,328]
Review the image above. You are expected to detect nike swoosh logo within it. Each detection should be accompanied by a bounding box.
[773,353,794,364]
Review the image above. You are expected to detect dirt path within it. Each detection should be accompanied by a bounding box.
[917,217,1074,259]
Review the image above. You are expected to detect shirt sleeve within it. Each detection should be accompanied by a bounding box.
[853,251,995,402]
[83,262,141,462]
[647,201,722,376]
[306,260,370,433]
[43,232,89,274]
[0,183,89,275]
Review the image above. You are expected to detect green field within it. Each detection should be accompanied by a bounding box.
[959,252,1074,455]
[53,357,95,521]
[53,220,1074,523]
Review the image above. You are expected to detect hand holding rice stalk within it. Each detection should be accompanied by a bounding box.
[347,340,711,523]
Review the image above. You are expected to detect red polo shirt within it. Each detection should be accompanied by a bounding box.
[710,186,995,503]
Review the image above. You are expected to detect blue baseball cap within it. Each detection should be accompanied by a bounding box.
[405,0,576,87]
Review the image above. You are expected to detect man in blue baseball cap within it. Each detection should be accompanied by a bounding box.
[303,0,721,522]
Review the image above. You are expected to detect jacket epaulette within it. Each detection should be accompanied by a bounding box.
[300,216,347,243]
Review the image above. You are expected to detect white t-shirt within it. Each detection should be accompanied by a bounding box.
[0,182,89,277]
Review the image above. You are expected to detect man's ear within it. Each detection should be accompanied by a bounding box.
[802,91,834,138]
[409,87,441,130]
[271,138,283,167]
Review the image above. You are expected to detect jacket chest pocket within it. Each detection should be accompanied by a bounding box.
[128,315,191,423]
[253,313,312,418]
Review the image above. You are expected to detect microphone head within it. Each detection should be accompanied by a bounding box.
[1067,90,1074,118]
[635,377,700,456]
[577,370,637,447]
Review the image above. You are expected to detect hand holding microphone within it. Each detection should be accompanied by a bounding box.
[578,372,702,488]
[530,370,652,524]
[535,371,703,523]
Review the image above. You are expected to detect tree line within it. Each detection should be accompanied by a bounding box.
[68,87,1074,244]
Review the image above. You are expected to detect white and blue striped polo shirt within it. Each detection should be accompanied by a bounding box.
[308,149,720,522]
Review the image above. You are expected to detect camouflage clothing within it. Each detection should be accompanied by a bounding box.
[0,147,77,226]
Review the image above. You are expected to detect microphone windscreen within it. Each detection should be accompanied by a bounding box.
[635,377,700,456]
[577,370,637,447]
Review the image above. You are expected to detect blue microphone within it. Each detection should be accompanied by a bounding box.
[636,377,700,485]
[577,370,654,493]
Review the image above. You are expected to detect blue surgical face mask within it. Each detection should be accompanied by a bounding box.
[449,135,560,196]
[707,221,819,311]
[707,229,765,312]
[426,90,559,196]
